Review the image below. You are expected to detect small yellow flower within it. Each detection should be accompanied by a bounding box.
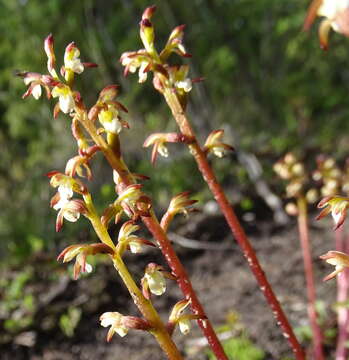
[51,84,75,113]
[98,105,122,134]
[64,42,84,75]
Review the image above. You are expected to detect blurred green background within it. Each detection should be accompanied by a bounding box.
[1,1,349,356]
[2,0,349,260]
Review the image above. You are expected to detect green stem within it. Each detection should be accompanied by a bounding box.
[84,194,183,360]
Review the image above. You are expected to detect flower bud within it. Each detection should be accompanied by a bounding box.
[64,42,84,77]
[44,34,58,78]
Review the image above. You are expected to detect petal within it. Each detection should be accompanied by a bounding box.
[178,318,191,334]
[59,94,75,114]
[32,84,42,99]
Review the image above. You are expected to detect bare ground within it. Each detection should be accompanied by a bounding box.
[1,210,339,360]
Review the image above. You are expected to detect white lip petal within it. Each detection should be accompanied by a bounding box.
[59,94,75,114]
[179,319,191,334]
[146,271,166,296]
[85,262,93,273]
[32,84,42,99]
[63,210,80,222]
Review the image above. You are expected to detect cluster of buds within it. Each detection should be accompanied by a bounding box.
[274,153,308,197]
[141,263,176,299]
[20,34,97,116]
[203,129,234,159]
[274,153,319,215]
[47,171,89,231]
[313,155,341,196]
[304,0,349,50]
[319,250,349,281]
[57,243,114,280]
[341,158,349,195]
[120,6,195,102]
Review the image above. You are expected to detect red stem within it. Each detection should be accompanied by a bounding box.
[163,88,305,359]
[335,226,349,360]
[143,213,228,360]
[297,197,324,360]
[80,115,228,360]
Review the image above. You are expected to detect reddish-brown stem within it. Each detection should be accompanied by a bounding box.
[79,112,228,360]
[335,226,349,360]
[297,197,324,360]
[143,212,228,360]
[163,88,305,359]
[160,211,174,232]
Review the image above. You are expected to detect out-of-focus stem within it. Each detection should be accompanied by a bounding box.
[83,195,183,360]
[163,87,305,360]
[335,226,349,360]
[78,111,228,360]
[297,196,324,360]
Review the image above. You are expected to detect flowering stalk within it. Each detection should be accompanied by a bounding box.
[120,6,304,358]
[78,105,228,360]
[83,194,182,359]
[19,35,193,360]
[297,196,325,360]
[163,88,305,359]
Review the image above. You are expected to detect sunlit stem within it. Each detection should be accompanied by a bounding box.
[83,193,182,360]
[162,86,305,360]
[77,107,227,360]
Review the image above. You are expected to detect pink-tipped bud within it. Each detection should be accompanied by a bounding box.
[44,34,58,78]
[99,85,119,102]
[142,5,157,20]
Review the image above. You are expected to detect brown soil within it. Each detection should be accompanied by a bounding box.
[1,211,339,360]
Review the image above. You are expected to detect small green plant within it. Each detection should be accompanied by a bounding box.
[207,337,265,360]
